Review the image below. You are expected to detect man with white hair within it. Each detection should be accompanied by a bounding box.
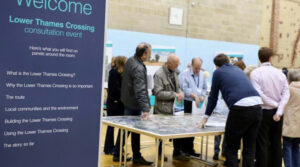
[179,57,207,157]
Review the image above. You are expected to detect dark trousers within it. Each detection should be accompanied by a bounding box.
[113,108,142,159]
[255,109,283,167]
[159,139,184,156]
[214,135,226,155]
[225,105,262,167]
[183,100,196,154]
[114,108,142,159]
[104,126,115,154]
[113,129,129,158]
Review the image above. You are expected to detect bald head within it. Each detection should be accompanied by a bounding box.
[167,53,179,63]
[191,57,203,75]
[166,53,180,71]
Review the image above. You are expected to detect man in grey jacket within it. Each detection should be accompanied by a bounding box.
[153,54,188,161]
[153,54,184,115]
[119,42,153,165]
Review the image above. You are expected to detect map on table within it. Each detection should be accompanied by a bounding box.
[102,114,227,137]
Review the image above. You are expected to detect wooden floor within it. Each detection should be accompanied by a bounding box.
[99,124,228,167]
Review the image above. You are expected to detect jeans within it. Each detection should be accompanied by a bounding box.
[283,137,300,167]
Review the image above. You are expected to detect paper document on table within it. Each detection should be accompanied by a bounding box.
[205,121,226,127]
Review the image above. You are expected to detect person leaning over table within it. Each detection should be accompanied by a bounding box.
[213,60,247,163]
[152,53,188,161]
[179,57,207,157]
[282,69,300,167]
[118,42,153,166]
[198,53,263,167]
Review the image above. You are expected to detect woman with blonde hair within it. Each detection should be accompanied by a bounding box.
[104,56,128,156]
[282,69,300,167]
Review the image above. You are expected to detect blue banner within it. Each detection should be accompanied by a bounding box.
[0,0,106,167]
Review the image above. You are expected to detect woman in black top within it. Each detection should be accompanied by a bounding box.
[104,56,127,155]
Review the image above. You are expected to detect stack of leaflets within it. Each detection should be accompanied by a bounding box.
[173,97,184,116]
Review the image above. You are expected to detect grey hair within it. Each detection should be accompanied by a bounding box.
[244,65,257,77]
[288,69,300,83]
[191,57,203,65]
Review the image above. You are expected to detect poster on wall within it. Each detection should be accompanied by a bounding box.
[146,45,176,89]
[104,42,113,88]
[0,1,106,167]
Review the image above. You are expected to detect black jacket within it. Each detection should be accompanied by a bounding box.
[106,68,124,116]
[121,55,150,112]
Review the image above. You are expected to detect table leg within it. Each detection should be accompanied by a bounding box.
[205,136,208,160]
[240,139,243,167]
[200,136,204,159]
[119,129,123,167]
[161,139,165,167]
[124,130,128,167]
[155,138,159,167]
[191,136,217,167]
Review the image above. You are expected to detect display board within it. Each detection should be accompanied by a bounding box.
[0,1,106,167]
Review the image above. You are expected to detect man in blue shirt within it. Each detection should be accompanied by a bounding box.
[198,54,263,167]
[179,57,207,157]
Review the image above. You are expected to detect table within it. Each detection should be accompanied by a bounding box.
[102,114,226,167]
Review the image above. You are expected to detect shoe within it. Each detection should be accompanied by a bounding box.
[104,148,115,155]
[158,155,168,161]
[223,159,240,165]
[133,156,153,165]
[189,151,201,157]
[213,153,219,160]
[173,153,189,161]
[113,156,132,162]
[183,151,201,157]
[224,160,228,166]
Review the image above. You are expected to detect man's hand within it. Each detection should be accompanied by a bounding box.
[199,96,205,102]
[273,114,281,122]
[141,112,151,121]
[196,117,208,128]
[176,92,184,102]
[195,97,201,107]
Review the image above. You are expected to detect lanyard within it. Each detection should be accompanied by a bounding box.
[192,74,200,88]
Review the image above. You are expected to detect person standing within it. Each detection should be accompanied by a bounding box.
[119,42,153,165]
[282,70,300,167]
[104,56,127,155]
[213,95,229,160]
[199,54,263,167]
[179,57,207,157]
[250,47,290,167]
[153,54,187,161]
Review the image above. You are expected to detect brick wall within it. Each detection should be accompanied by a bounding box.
[261,0,300,68]
[107,0,262,45]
